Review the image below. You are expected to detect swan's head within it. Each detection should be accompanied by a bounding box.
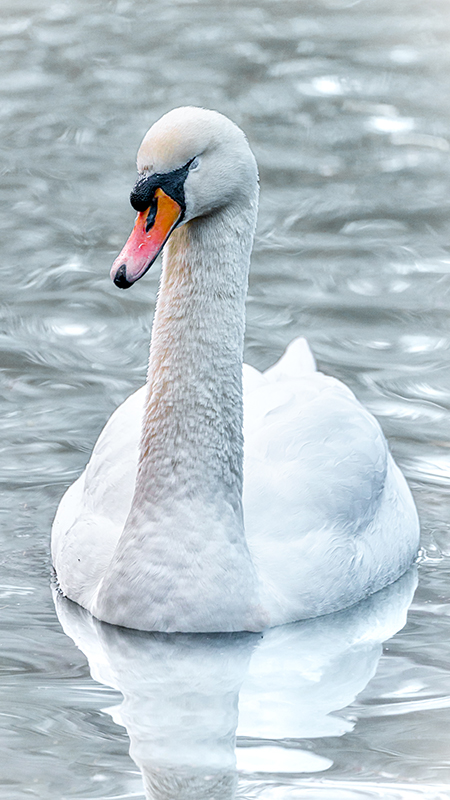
[110,107,258,288]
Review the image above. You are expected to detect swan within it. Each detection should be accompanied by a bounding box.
[51,106,420,633]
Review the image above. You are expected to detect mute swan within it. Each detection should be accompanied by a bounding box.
[52,106,420,632]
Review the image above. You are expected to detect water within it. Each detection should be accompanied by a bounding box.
[1,0,450,797]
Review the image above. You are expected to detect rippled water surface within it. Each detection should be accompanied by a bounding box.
[2,0,450,797]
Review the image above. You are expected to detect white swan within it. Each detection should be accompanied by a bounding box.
[52,106,420,632]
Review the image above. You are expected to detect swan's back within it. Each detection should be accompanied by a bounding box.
[243,339,419,624]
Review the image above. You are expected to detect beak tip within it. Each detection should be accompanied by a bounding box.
[113,264,133,290]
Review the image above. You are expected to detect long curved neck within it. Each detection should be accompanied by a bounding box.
[94,193,266,632]
[134,199,256,513]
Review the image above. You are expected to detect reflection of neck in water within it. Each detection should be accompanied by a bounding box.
[144,770,237,800]
[102,629,255,800]
[54,568,417,800]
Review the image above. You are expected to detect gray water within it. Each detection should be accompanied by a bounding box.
[1,0,450,797]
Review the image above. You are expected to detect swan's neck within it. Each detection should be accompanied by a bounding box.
[95,195,267,632]
[136,205,253,512]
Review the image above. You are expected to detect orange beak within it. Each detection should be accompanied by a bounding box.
[110,187,183,288]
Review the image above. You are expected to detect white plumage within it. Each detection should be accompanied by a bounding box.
[52,107,419,632]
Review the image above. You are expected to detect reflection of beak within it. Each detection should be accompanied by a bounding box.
[110,187,183,289]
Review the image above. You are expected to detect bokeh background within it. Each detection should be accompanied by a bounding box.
[1,0,450,797]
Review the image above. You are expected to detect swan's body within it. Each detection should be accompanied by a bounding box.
[52,107,419,632]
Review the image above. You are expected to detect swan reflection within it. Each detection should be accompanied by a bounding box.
[54,568,416,800]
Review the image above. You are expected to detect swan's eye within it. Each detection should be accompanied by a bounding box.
[189,156,200,171]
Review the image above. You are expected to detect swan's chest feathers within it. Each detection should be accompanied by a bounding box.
[53,352,419,631]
